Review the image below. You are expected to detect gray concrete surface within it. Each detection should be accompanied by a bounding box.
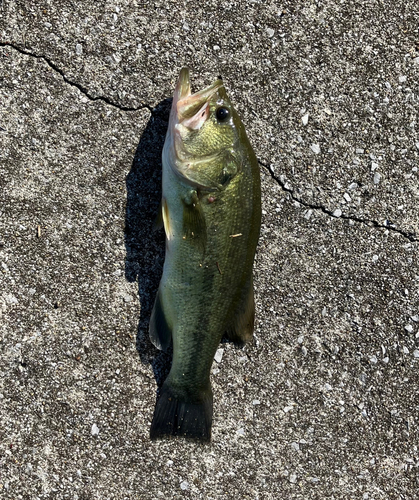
[1,0,418,498]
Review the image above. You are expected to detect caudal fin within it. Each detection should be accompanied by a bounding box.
[150,384,213,442]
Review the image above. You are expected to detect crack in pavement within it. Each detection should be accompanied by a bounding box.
[260,161,418,243]
[0,41,153,113]
[2,41,417,244]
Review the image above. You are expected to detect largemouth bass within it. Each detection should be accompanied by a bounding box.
[149,68,261,441]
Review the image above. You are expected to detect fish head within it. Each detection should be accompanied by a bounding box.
[166,68,243,176]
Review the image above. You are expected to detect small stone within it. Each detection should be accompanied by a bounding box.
[399,75,407,83]
[214,348,224,363]
[415,142,419,150]
[413,350,419,358]
[237,428,245,436]
[301,346,307,356]
[372,255,379,262]
[410,315,419,322]
[369,355,377,364]
[289,473,297,483]
[343,193,351,202]
[283,406,293,413]
[304,209,313,220]
[373,172,381,184]
[371,162,378,171]
[91,424,99,436]
[113,53,122,64]
[403,346,409,354]
[324,383,332,392]
[266,27,274,37]
[180,480,189,491]
[348,182,358,190]
[5,294,18,304]
[332,208,342,218]
[252,400,261,405]
[405,324,413,333]
[356,148,364,154]
[122,294,132,303]
[76,44,83,55]
[213,45,220,51]
[302,113,309,125]
[291,442,299,451]
[310,143,321,154]
[413,57,419,65]
[383,357,389,364]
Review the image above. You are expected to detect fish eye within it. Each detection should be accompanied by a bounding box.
[216,107,230,122]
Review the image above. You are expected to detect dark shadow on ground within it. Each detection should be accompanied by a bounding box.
[124,98,173,387]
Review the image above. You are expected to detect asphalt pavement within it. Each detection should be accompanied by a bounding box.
[1,1,418,498]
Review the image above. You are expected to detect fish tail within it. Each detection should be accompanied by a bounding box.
[150,383,213,442]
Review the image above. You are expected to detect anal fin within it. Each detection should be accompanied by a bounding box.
[225,276,255,346]
[149,289,172,351]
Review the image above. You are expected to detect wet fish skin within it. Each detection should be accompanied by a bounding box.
[149,68,261,441]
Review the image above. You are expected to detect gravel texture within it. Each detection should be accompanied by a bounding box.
[1,0,418,499]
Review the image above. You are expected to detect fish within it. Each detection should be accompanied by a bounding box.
[149,68,261,441]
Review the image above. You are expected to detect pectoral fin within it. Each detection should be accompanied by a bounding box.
[182,194,207,252]
[225,276,255,346]
[149,289,172,351]
[161,198,172,241]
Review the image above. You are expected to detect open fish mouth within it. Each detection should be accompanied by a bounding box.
[170,68,224,132]
[164,68,227,184]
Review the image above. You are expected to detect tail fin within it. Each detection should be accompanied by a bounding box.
[150,384,213,442]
